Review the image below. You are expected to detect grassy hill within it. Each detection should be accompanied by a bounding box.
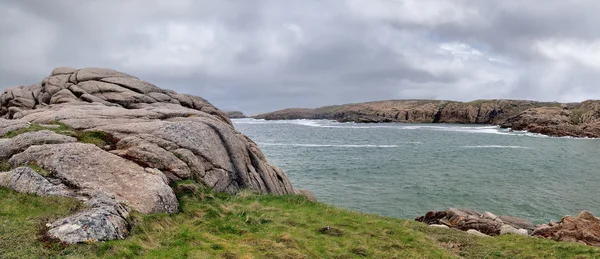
[2,187,600,258]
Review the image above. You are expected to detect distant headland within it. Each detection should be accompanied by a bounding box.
[253,99,600,138]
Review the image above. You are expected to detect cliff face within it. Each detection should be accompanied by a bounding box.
[0,67,302,243]
[255,99,600,137]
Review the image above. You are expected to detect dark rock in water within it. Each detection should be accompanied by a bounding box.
[227,111,246,118]
[532,211,600,246]
[0,67,309,243]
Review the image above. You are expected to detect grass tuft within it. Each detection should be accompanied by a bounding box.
[2,122,118,149]
[2,122,73,138]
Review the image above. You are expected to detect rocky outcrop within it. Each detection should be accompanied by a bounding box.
[0,67,300,243]
[255,99,600,137]
[417,209,600,247]
[416,209,533,237]
[226,111,246,119]
[532,211,600,246]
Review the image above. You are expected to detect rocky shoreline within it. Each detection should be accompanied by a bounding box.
[416,209,600,246]
[254,99,600,138]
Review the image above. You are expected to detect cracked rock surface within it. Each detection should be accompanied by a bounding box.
[0,67,300,243]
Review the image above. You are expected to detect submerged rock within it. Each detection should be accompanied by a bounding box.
[0,67,304,243]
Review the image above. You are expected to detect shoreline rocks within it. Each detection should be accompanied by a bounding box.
[417,209,600,247]
[532,211,600,246]
[0,67,307,243]
[254,99,600,138]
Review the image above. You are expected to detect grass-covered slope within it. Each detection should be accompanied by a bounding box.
[1,187,600,259]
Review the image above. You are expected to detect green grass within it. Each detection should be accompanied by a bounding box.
[0,188,85,258]
[0,160,11,171]
[25,162,52,177]
[2,122,116,148]
[571,108,586,125]
[1,187,600,258]
[3,122,74,138]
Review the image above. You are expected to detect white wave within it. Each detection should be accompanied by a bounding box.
[231,118,267,124]
[460,145,531,149]
[257,142,407,148]
[234,119,599,140]
[400,125,509,135]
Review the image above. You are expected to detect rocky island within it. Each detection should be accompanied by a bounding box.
[226,111,246,118]
[254,99,600,138]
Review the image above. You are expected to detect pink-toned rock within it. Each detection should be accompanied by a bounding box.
[532,211,600,246]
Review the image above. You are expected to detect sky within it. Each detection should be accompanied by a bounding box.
[1,0,600,114]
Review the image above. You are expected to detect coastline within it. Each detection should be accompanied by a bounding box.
[253,99,600,138]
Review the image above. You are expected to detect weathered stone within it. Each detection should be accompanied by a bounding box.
[50,89,79,104]
[500,225,526,236]
[0,118,29,135]
[532,211,600,246]
[112,136,191,179]
[100,77,162,94]
[51,67,77,76]
[417,209,528,237]
[9,143,178,213]
[497,215,535,231]
[429,224,450,229]
[467,229,490,237]
[171,148,206,180]
[0,130,77,160]
[75,67,133,82]
[517,228,529,236]
[48,192,131,244]
[0,167,71,197]
[482,211,499,221]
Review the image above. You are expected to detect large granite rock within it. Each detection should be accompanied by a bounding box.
[0,67,300,243]
[532,211,600,246]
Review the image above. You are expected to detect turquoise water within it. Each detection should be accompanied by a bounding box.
[233,118,600,224]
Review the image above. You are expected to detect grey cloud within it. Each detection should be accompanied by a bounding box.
[1,0,600,114]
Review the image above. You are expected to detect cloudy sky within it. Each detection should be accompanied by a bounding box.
[1,0,600,114]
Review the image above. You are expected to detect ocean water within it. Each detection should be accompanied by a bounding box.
[233,118,600,224]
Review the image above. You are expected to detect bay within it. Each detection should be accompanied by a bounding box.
[233,118,600,224]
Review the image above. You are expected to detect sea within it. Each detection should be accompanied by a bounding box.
[233,118,600,224]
